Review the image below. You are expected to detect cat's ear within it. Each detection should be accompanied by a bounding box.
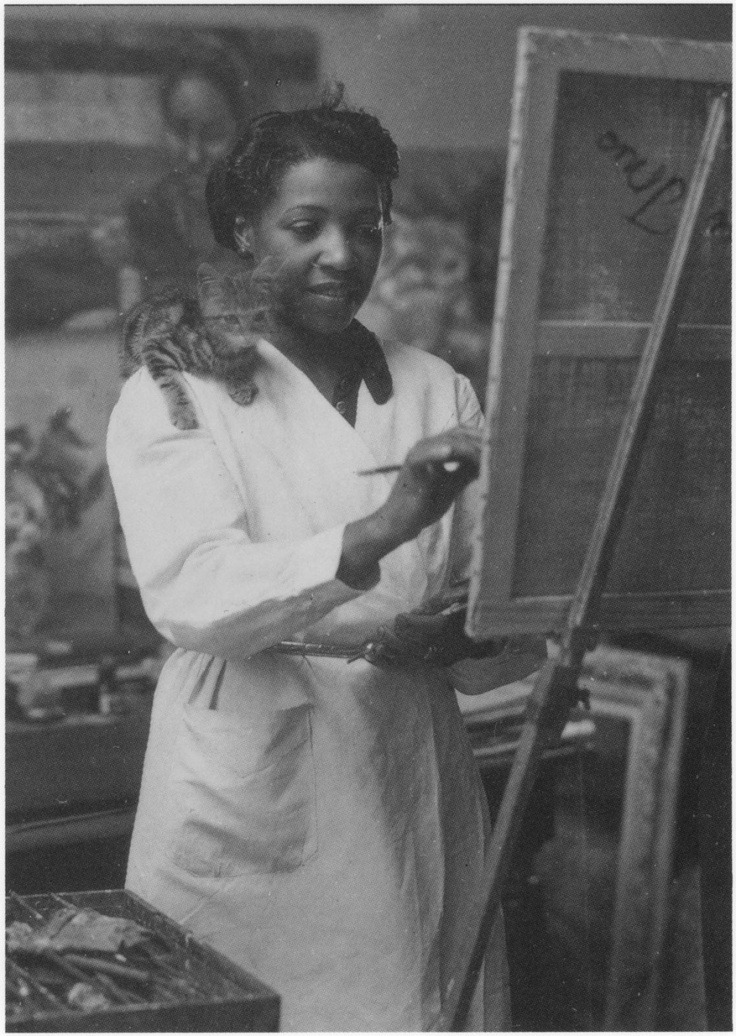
[197,262,220,290]
[226,271,257,310]
[197,263,227,312]
[197,263,251,314]
[233,218,256,262]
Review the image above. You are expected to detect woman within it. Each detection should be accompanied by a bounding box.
[126,34,255,300]
[107,95,509,1030]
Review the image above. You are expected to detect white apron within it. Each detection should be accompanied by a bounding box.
[107,339,509,1031]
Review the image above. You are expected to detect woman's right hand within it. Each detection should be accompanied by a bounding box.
[337,427,482,589]
[378,427,483,548]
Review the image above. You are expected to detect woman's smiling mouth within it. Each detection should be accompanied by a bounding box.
[308,281,354,299]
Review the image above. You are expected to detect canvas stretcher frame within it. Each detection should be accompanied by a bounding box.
[467,28,731,640]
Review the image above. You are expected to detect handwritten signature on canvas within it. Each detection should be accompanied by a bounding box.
[596,129,730,238]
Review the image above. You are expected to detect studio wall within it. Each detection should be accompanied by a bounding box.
[7,5,731,150]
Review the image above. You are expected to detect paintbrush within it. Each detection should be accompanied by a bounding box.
[357,460,462,477]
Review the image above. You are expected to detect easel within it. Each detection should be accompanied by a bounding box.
[440,93,728,1031]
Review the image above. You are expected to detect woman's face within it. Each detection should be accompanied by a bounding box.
[243,157,384,337]
[165,75,237,189]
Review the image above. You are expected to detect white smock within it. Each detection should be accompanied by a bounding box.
[107,337,510,1031]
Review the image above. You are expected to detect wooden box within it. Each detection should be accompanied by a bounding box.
[6,889,280,1032]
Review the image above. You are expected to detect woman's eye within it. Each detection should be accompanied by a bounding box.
[357,224,382,239]
[290,222,319,240]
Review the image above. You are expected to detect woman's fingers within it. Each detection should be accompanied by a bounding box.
[411,449,480,485]
[378,427,484,546]
[407,428,482,472]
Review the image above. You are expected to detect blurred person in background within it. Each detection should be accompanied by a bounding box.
[125,33,258,303]
[6,34,255,334]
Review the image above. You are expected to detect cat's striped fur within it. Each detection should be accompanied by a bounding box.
[122,261,277,430]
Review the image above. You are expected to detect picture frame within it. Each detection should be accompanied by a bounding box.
[460,644,690,1029]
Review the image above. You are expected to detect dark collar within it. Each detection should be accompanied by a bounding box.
[345,320,393,405]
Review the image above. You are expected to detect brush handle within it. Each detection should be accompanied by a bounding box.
[357,460,461,477]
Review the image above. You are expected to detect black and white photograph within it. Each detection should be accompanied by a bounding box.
[5,3,731,1031]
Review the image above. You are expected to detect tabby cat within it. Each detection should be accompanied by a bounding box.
[122,260,279,430]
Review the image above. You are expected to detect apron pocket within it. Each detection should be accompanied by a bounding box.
[166,702,317,877]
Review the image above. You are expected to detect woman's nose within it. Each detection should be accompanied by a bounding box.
[319,228,354,268]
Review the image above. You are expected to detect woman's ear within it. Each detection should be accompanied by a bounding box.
[233,218,256,260]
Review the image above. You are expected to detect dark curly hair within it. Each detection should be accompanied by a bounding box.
[206,86,400,252]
